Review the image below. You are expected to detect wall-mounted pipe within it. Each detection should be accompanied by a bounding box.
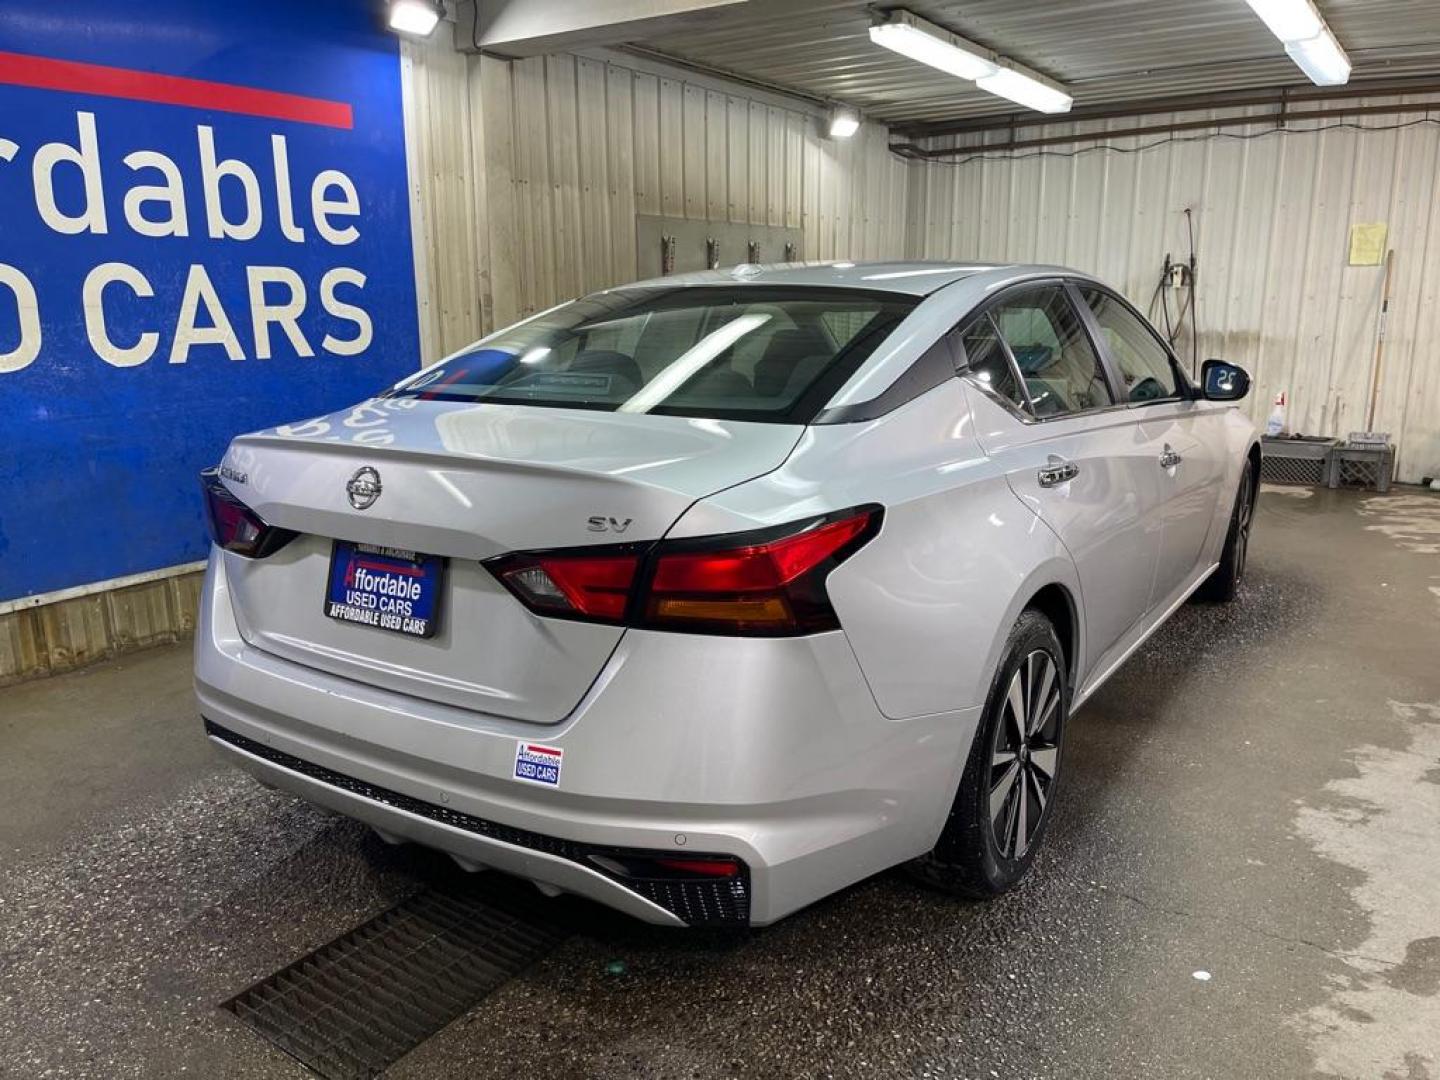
[894,99,1440,160]
[892,76,1440,140]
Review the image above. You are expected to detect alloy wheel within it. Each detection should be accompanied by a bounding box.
[1234,469,1253,584]
[989,649,1062,860]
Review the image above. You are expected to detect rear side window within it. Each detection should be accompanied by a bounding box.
[991,287,1114,417]
[386,287,917,424]
[960,314,1024,410]
[1079,287,1180,403]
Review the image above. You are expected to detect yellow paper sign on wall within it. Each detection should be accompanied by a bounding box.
[1349,223,1388,266]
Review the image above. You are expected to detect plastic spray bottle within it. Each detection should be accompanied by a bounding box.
[1265,391,1288,437]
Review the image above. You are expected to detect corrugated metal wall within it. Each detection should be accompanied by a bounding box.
[0,570,202,686]
[405,36,1440,483]
[909,98,1440,483]
[402,23,487,365]
[404,29,911,359]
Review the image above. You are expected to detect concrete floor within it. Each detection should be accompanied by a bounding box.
[2,486,1438,1079]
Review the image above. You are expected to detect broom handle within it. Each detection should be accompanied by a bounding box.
[1366,249,1395,433]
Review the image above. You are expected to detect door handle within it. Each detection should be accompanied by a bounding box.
[1159,445,1183,469]
[1037,459,1079,488]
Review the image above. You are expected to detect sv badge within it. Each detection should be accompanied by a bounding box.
[587,515,633,534]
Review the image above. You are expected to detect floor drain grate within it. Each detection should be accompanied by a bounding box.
[223,879,567,1079]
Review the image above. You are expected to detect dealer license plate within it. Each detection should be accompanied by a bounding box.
[324,541,443,638]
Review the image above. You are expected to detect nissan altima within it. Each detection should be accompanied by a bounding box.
[195,261,1259,927]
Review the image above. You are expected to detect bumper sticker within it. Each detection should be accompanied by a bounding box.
[513,742,563,787]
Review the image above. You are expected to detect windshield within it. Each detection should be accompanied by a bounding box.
[384,286,917,423]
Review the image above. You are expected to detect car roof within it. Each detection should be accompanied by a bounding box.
[621,260,1089,297]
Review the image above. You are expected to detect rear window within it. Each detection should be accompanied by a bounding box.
[384,287,917,423]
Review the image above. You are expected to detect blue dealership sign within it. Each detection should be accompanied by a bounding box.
[0,0,420,602]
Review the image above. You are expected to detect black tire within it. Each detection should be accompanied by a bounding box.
[908,609,1068,898]
[1195,461,1256,603]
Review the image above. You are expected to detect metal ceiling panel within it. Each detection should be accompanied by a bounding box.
[633,0,1440,126]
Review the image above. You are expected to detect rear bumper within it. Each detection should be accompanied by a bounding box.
[205,719,745,925]
[195,550,981,926]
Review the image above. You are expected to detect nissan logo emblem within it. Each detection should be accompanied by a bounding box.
[346,466,382,510]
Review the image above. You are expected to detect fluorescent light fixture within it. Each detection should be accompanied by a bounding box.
[388,0,442,37]
[868,9,1072,115]
[1244,0,1323,42]
[1285,25,1352,85]
[1242,0,1351,86]
[828,105,860,139]
[868,11,998,81]
[976,67,1073,114]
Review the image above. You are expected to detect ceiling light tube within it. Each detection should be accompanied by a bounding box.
[1242,0,1351,86]
[1243,0,1323,43]
[868,9,1072,114]
[1284,25,1352,85]
[976,68,1074,115]
[868,10,998,81]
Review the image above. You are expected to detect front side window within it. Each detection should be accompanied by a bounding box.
[385,287,916,424]
[991,287,1114,417]
[1079,287,1180,403]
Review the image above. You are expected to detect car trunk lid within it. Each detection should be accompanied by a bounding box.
[218,398,802,723]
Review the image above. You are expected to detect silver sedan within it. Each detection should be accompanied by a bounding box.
[196,261,1260,926]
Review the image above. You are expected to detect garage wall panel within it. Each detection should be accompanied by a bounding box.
[0,568,202,686]
[403,39,911,357]
[404,21,482,362]
[911,101,1440,482]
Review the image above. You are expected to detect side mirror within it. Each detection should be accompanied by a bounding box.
[1201,359,1251,402]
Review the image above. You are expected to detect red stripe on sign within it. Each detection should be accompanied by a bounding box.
[354,559,423,577]
[0,50,353,129]
[524,744,562,757]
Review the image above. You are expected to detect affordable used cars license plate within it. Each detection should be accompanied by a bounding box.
[324,541,444,638]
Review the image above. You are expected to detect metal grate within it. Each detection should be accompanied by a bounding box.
[224,881,566,1079]
[630,876,750,926]
[1260,456,1326,486]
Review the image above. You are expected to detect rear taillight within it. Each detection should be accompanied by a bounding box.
[644,511,875,634]
[486,505,881,636]
[200,468,296,558]
[487,549,643,621]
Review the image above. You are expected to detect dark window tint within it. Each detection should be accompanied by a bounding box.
[992,287,1113,417]
[961,314,1023,410]
[1080,287,1179,402]
[386,287,916,424]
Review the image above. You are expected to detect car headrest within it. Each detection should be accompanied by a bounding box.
[755,328,832,397]
[569,350,642,391]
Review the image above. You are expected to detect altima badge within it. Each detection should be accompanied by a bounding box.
[346,466,382,510]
